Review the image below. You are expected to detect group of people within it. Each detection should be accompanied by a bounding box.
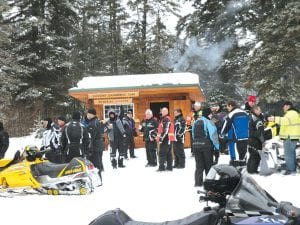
[38,106,140,186]
[0,95,299,188]
[39,109,104,184]
[188,96,300,187]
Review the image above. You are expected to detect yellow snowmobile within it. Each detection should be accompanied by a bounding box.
[0,145,101,196]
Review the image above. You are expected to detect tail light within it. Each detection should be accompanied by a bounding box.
[74,173,84,178]
[87,163,95,170]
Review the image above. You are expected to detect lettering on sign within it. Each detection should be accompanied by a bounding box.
[88,91,139,99]
[94,98,133,105]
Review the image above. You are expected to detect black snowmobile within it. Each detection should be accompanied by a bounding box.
[88,164,300,225]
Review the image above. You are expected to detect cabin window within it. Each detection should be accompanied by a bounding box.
[103,104,134,119]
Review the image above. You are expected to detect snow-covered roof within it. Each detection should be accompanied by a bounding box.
[69,72,200,92]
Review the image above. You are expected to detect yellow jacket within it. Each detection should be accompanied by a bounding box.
[275,109,300,140]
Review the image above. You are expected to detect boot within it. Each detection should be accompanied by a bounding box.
[118,157,126,168]
[111,157,117,169]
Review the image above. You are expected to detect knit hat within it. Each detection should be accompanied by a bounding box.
[108,110,116,117]
[87,108,97,116]
[248,95,256,103]
[127,109,133,114]
[57,115,66,122]
[202,107,212,119]
[72,111,81,120]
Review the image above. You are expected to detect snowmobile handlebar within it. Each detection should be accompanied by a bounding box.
[269,201,300,222]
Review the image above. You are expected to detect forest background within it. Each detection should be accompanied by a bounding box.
[0,0,299,136]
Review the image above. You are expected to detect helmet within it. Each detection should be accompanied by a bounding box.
[24,145,40,162]
[204,164,241,194]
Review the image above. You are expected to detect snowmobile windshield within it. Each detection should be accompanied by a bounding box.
[226,169,278,213]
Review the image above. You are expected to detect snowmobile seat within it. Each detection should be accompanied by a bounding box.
[89,208,218,225]
[0,151,21,171]
[31,162,68,178]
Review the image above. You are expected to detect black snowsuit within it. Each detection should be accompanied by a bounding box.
[140,117,158,166]
[61,120,90,163]
[247,113,265,173]
[157,116,173,171]
[0,122,9,159]
[173,114,186,168]
[192,119,214,187]
[122,116,137,158]
[87,117,104,174]
[105,115,127,168]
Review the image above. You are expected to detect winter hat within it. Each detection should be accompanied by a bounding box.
[202,107,212,119]
[57,115,66,122]
[87,108,97,116]
[127,109,133,114]
[72,111,81,120]
[248,95,256,103]
[108,110,116,117]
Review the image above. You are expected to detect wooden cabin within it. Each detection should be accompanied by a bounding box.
[68,72,205,148]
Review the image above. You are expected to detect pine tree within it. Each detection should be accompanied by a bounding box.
[244,1,300,103]
[125,0,179,74]
[3,0,79,135]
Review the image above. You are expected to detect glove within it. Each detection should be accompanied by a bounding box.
[213,151,219,165]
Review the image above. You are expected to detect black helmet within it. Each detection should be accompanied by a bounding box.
[24,145,40,162]
[204,164,241,194]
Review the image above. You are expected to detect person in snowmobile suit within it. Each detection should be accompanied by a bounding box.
[192,108,220,187]
[0,121,9,159]
[186,101,202,156]
[61,111,90,163]
[123,109,137,159]
[54,115,67,163]
[247,105,265,174]
[242,95,257,113]
[220,101,249,165]
[86,108,104,182]
[41,117,60,163]
[156,107,175,171]
[104,110,127,168]
[268,101,300,175]
[139,109,158,167]
[173,108,186,168]
[211,103,228,154]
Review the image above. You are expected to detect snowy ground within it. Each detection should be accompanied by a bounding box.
[1,136,300,225]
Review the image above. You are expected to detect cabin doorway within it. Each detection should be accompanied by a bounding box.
[150,102,169,121]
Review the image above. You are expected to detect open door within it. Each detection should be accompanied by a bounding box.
[150,102,169,121]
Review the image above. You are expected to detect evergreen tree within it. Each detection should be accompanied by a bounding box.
[244,1,300,103]
[3,0,79,135]
[125,0,179,74]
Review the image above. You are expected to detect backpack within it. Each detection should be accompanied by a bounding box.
[65,121,84,144]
